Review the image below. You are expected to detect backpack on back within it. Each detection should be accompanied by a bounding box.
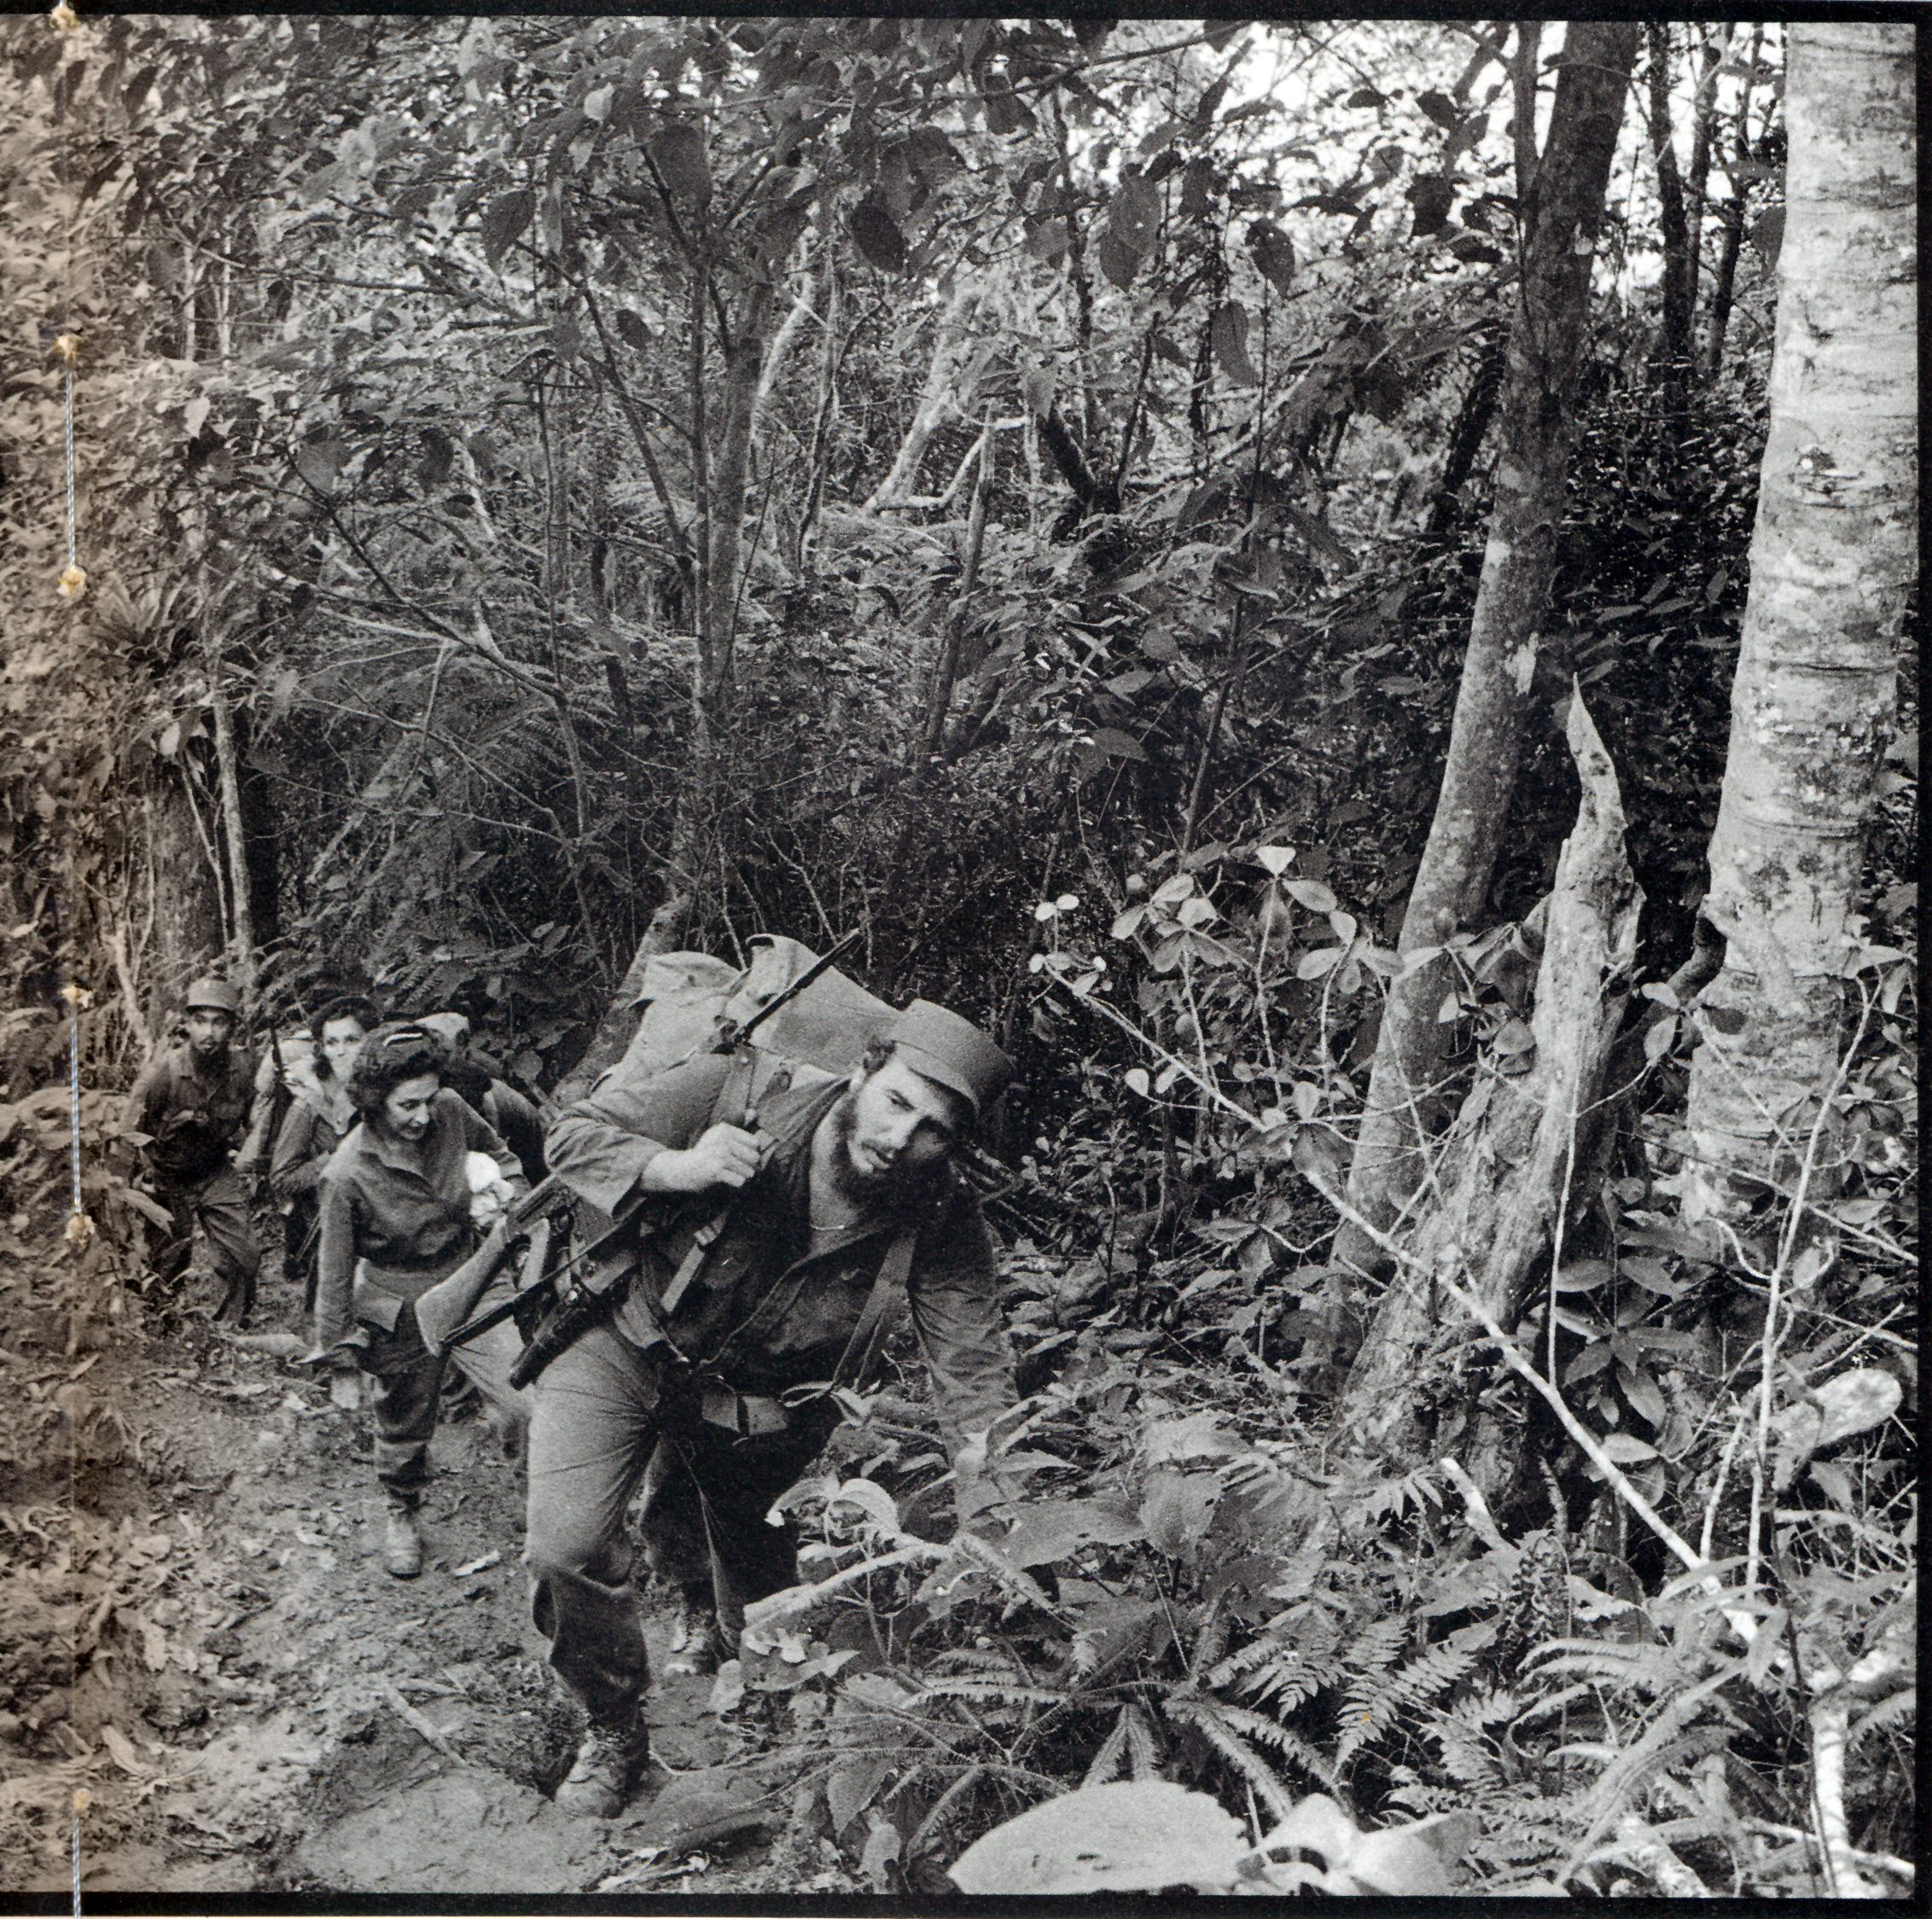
[602,933,895,1119]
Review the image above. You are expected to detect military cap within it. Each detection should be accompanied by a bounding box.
[883,1000,1012,1119]
[183,976,240,1015]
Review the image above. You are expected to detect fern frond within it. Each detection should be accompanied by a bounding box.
[1210,1639,1346,1718]
[923,1646,1029,1676]
[1080,1704,1132,1788]
[1204,1631,1291,1688]
[1205,1700,1340,1788]
[1525,1637,1685,1693]
[1426,1700,1506,1786]
[1163,1696,1296,1817]
[1123,1701,1161,1780]
[1335,1643,1478,1771]
[1342,1613,1411,1680]
[1565,1662,1746,1867]
[915,1680,1070,1708]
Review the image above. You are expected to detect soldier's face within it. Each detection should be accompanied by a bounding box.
[379,1073,440,1143]
[837,1059,963,1195]
[184,1009,234,1060]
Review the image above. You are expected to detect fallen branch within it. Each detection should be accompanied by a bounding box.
[378,1678,461,1761]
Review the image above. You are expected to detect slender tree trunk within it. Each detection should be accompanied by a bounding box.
[1680,23,1729,334]
[1337,22,1638,1269]
[915,416,993,767]
[1644,24,1694,384]
[571,276,778,1098]
[144,785,224,1015]
[796,246,841,572]
[201,634,255,991]
[858,281,981,512]
[1336,698,1642,1460]
[704,276,773,708]
[1424,328,1504,538]
[1704,25,1763,381]
[1682,23,1915,1225]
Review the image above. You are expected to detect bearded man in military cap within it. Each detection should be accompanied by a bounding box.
[125,975,262,1323]
[528,998,1019,1817]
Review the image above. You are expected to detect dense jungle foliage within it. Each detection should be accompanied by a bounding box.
[1,15,1915,1899]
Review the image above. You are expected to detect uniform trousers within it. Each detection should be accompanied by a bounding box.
[150,1167,260,1322]
[352,1291,534,1505]
[524,1318,835,1725]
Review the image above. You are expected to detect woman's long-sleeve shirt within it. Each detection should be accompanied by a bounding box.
[269,1090,356,1201]
[313,1090,522,1350]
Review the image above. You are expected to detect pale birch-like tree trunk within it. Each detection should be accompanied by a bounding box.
[1336,22,1638,1267]
[1681,23,1916,1225]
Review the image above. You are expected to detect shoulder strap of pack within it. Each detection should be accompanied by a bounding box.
[829,1225,918,1390]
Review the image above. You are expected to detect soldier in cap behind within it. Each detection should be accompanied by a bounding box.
[124,976,262,1323]
[528,998,1020,1818]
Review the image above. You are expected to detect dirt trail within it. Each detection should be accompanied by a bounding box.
[0,1249,811,1897]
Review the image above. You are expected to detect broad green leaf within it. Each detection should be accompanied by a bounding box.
[1210,300,1258,385]
[480,188,534,270]
[1179,154,1215,218]
[849,192,907,272]
[1246,218,1296,296]
[1107,171,1160,257]
[1254,844,1295,876]
[1097,228,1138,288]
[1089,726,1146,761]
[1024,217,1068,260]
[1617,1360,1668,1430]
[1281,878,1338,912]
[648,123,711,204]
[1553,1259,1611,1292]
[1598,1433,1657,1463]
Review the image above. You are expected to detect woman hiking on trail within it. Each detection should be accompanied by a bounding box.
[270,995,378,1317]
[309,1023,534,1578]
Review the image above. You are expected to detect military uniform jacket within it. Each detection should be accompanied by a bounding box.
[314,1090,523,1347]
[125,1043,257,1188]
[547,1053,1015,1468]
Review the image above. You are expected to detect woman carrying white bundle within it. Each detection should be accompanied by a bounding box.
[310,1022,533,1577]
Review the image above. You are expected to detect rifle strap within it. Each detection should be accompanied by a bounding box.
[658,1205,729,1317]
[659,1049,790,1318]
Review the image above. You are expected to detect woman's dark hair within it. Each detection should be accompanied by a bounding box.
[346,1023,448,1121]
[310,995,381,1081]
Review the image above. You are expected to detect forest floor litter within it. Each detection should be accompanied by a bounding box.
[0,1239,863,1897]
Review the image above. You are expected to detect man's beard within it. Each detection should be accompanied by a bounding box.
[826,1090,946,1216]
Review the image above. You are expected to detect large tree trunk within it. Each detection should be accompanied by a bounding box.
[1336,22,1638,1267]
[143,784,225,1021]
[1335,697,1642,1468]
[1681,24,1915,1226]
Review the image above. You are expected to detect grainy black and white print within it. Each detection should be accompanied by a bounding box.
[0,12,1916,1905]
